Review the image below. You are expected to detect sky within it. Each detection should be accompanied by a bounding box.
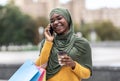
[86,0,120,9]
[0,0,8,5]
[0,0,120,9]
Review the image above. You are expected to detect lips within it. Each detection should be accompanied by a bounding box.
[53,23,64,33]
[55,25,63,30]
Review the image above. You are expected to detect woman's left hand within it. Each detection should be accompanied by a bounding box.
[61,55,76,69]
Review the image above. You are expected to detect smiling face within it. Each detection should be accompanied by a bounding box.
[50,13,69,35]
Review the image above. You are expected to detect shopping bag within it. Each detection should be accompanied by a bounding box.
[8,60,43,81]
[37,66,46,81]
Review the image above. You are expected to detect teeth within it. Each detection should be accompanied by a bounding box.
[56,26,60,28]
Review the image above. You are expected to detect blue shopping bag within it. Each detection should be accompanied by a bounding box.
[8,60,41,81]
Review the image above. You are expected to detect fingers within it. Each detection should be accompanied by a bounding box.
[44,24,54,42]
[44,24,51,35]
[45,24,54,36]
[60,55,75,68]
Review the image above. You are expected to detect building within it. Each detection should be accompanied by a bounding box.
[9,0,60,18]
[9,0,120,27]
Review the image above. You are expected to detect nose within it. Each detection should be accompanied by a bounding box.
[54,20,59,25]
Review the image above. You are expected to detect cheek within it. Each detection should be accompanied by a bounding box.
[53,27,65,34]
[60,21,69,32]
[64,21,69,30]
[64,20,69,27]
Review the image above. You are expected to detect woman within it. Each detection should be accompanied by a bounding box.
[35,8,92,81]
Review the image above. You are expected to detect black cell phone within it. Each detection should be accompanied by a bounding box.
[49,25,54,35]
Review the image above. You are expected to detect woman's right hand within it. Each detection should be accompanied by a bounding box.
[44,24,54,42]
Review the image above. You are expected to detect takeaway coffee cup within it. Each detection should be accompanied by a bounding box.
[58,51,67,66]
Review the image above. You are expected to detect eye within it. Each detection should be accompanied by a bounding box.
[50,19,55,23]
[57,17,62,20]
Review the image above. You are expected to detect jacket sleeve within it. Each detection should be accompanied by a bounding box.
[35,40,53,66]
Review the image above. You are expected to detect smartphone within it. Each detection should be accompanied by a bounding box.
[49,25,54,35]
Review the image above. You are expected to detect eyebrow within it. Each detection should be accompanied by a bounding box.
[50,15,62,20]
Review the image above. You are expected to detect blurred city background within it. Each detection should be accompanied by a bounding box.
[0,0,120,81]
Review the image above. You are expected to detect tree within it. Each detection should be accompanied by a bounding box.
[0,4,39,47]
[35,17,49,41]
[94,21,120,41]
[80,21,120,41]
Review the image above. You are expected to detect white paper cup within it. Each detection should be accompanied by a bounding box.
[58,51,67,66]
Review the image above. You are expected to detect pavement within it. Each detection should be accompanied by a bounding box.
[92,47,120,67]
[0,47,120,81]
[0,47,120,66]
[0,51,39,64]
[0,51,39,81]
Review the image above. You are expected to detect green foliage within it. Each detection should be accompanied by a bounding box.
[80,23,93,40]
[93,21,120,41]
[74,23,80,33]
[35,17,49,28]
[22,45,39,51]
[80,21,120,41]
[0,5,38,45]
[35,17,49,42]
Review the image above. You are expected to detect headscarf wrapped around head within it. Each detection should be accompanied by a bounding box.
[50,8,74,34]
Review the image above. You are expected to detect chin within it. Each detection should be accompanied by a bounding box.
[57,32,64,35]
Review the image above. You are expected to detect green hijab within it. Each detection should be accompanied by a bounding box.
[39,8,92,80]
